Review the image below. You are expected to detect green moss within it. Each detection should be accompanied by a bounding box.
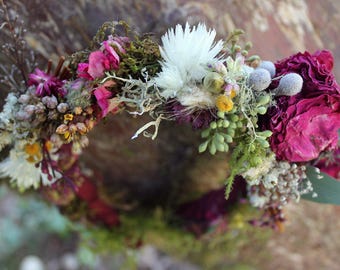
[73,203,270,269]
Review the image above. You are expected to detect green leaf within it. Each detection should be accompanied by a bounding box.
[302,166,340,205]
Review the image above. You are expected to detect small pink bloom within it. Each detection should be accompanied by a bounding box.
[88,51,110,79]
[94,86,112,117]
[77,63,93,80]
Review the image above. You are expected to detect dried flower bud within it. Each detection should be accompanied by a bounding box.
[48,110,58,120]
[69,124,77,133]
[42,95,58,109]
[18,94,30,104]
[34,103,46,113]
[24,105,35,117]
[76,122,87,134]
[85,107,94,115]
[85,119,95,130]
[16,110,29,120]
[56,124,68,134]
[74,107,83,115]
[57,103,69,113]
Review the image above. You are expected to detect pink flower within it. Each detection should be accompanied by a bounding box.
[28,68,65,97]
[78,36,129,80]
[267,94,340,162]
[93,81,120,117]
[262,50,340,162]
[88,51,111,79]
[77,63,93,80]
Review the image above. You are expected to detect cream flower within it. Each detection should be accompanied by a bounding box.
[0,143,60,191]
[155,23,224,100]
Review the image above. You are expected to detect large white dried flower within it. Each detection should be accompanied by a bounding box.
[155,23,224,100]
[0,144,59,191]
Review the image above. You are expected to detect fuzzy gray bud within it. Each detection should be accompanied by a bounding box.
[247,68,271,91]
[18,94,30,104]
[24,105,35,117]
[275,73,303,96]
[57,103,69,113]
[259,61,276,78]
[42,95,58,109]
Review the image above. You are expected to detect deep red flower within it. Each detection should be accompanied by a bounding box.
[273,50,340,95]
[263,50,340,162]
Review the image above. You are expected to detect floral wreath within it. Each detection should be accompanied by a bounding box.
[1,18,340,238]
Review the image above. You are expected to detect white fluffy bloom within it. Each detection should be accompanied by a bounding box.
[155,23,224,100]
[0,92,18,129]
[0,146,59,191]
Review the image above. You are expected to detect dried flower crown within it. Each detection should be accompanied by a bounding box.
[1,20,339,232]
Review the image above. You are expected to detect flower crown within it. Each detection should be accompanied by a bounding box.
[1,20,339,233]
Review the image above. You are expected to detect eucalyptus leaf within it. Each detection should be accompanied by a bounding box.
[302,166,340,205]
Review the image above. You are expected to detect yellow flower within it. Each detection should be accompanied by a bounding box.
[64,113,74,122]
[45,140,53,152]
[24,143,42,163]
[24,143,40,156]
[216,95,234,112]
[230,89,237,99]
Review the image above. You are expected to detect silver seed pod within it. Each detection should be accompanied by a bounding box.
[247,68,272,91]
[275,73,303,96]
[259,60,276,78]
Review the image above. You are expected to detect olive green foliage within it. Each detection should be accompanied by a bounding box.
[67,21,161,80]
[116,35,161,80]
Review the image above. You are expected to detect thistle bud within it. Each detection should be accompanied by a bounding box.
[57,103,69,113]
[259,60,276,78]
[18,94,30,104]
[42,95,58,109]
[247,68,271,91]
[24,105,35,117]
[275,73,303,96]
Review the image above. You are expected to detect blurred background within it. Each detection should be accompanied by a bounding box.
[1,0,340,269]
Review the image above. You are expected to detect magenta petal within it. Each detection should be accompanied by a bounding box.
[88,51,107,79]
[94,86,112,117]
